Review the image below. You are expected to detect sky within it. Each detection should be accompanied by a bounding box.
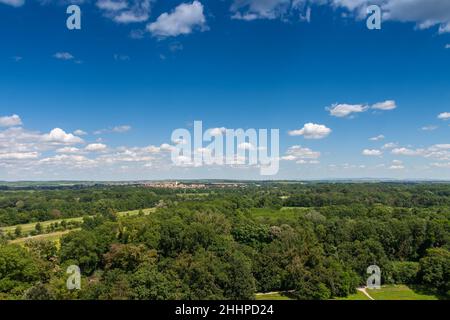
[0,0,450,181]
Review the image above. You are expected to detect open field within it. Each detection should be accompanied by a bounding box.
[116,207,156,217]
[0,216,84,234]
[367,285,440,300]
[255,292,295,300]
[256,286,442,300]
[1,208,156,243]
[334,291,371,300]
[1,208,156,233]
[9,229,79,246]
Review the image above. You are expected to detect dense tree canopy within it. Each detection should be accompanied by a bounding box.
[0,182,448,300]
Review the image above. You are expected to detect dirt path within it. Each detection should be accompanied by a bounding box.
[357,287,375,300]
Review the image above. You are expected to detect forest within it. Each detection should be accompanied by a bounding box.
[0,182,448,300]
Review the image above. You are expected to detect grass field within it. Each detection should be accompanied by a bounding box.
[0,216,84,234]
[255,292,295,300]
[2,207,156,243]
[9,229,79,246]
[367,285,440,300]
[256,285,441,300]
[334,290,371,300]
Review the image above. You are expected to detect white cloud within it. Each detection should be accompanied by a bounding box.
[56,147,82,154]
[438,112,450,120]
[389,159,405,169]
[446,44,450,49]
[329,0,450,35]
[230,0,310,21]
[238,142,255,150]
[283,145,321,161]
[371,100,397,111]
[53,52,74,60]
[96,0,128,11]
[94,125,131,134]
[431,162,450,168]
[0,114,22,127]
[147,1,207,38]
[0,152,39,160]
[327,103,368,117]
[369,134,385,141]
[98,0,152,24]
[382,142,398,149]
[209,127,227,136]
[421,125,438,131]
[85,143,107,152]
[391,147,420,156]
[113,125,131,133]
[362,149,382,156]
[0,0,24,7]
[289,123,331,139]
[42,128,84,145]
[73,129,87,136]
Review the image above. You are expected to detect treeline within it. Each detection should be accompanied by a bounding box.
[0,186,169,226]
[0,183,448,300]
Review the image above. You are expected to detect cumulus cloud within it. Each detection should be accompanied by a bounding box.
[73,129,87,136]
[371,100,397,111]
[42,128,84,145]
[438,112,450,120]
[230,0,311,21]
[238,142,256,150]
[327,103,368,118]
[97,0,152,24]
[0,114,22,127]
[85,143,107,152]
[0,152,39,160]
[56,147,82,154]
[208,127,227,136]
[289,123,331,139]
[391,147,419,156]
[283,145,321,161]
[326,0,450,35]
[0,0,24,7]
[147,1,207,38]
[362,149,383,156]
[382,142,398,149]
[96,0,128,11]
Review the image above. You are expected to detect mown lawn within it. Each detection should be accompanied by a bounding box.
[255,292,295,300]
[367,285,440,300]
[334,291,371,300]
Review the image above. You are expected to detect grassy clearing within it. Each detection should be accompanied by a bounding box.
[2,208,156,243]
[9,229,79,246]
[367,285,440,300]
[255,292,295,300]
[0,216,84,234]
[1,208,156,234]
[116,207,156,217]
[334,290,370,300]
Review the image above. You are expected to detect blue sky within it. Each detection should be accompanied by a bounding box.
[1,0,450,180]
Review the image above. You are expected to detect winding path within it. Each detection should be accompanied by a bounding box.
[357,287,375,300]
